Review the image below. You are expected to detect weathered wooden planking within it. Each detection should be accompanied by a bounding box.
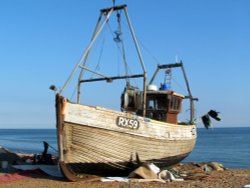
[63,102,197,140]
[57,96,197,180]
[60,100,196,163]
[62,122,196,164]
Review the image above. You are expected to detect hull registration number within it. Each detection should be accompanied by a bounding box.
[116,116,140,130]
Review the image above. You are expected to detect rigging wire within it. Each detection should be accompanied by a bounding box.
[107,14,142,87]
[94,37,105,72]
[172,76,188,95]
[116,41,121,76]
[137,40,161,66]
[78,28,103,80]
[120,18,189,92]
[107,22,122,49]
[110,20,140,87]
[107,20,131,85]
[107,23,123,59]
[108,20,141,87]
[107,22,123,77]
[70,85,78,101]
[115,11,129,84]
[88,26,108,79]
[70,35,103,100]
[120,19,161,67]
[87,18,131,86]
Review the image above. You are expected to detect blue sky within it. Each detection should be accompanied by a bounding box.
[0,0,250,128]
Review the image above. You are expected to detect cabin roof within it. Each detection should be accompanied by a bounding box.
[147,90,184,98]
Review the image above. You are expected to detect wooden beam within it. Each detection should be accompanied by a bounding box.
[79,74,144,83]
[100,4,127,13]
[158,63,183,69]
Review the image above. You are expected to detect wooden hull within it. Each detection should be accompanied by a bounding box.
[56,95,197,181]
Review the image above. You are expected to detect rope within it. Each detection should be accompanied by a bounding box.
[121,19,161,66]
[94,37,105,72]
[60,9,114,95]
[70,85,78,101]
[138,40,162,66]
[172,77,187,95]
[118,13,190,95]
[107,18,130,85]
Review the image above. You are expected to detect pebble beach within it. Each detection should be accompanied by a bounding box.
[1,169,250,188]
[1,161,250,188]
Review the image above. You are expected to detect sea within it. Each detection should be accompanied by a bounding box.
[0,127,249,169]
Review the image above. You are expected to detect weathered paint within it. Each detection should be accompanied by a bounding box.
[56,95,197,181]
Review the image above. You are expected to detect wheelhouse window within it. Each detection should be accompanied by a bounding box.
[148,99,157,109]
[169,96,181,111]
[147,96,167,110]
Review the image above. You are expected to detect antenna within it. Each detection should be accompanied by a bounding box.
[175,55,179,63]
[113,0,116,6]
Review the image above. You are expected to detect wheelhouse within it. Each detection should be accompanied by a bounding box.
[146,90,184,124]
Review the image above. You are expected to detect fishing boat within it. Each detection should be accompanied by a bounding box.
[52,4,197,181]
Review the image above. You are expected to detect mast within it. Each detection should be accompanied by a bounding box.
[179,61,195,123]
[60,8,114,95]
[123,6,147,117]
[60,4,147,117]
[77,12,104,104]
